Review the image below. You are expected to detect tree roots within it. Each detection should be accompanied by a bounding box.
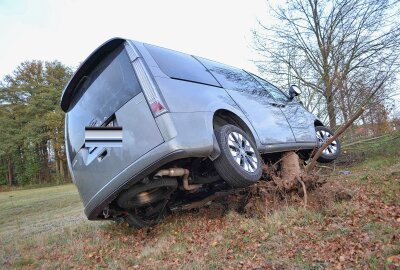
[241,151,323,217]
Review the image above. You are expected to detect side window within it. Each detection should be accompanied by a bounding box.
[144,44,220,87]
[251,74,289,102]
[197,57,264,92]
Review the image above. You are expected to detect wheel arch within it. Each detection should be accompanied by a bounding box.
[208,109,261,160]
[314,119,324,127]
[212,109,257,144]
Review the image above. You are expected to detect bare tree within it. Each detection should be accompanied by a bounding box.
[253,0,400,129]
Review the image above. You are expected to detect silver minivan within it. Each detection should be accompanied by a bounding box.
[61,38,340,228]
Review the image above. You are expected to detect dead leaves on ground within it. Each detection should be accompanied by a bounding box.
[4,165,400,269]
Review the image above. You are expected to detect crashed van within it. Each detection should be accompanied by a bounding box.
[61,38,340,228]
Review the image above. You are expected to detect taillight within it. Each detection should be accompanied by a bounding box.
[131,59,168,116]
[150,101,165,114]
[125,42,168,117]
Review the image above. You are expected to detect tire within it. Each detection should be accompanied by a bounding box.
[213,124,262,188]
[124,200,168,229]
[117,178,177,209]
[315,126,341,163]
[117,178,178,229]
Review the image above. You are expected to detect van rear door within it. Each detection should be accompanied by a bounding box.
[65,45,164,206]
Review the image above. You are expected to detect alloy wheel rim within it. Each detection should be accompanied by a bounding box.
[316,130,338,155]
[227,131,258,172]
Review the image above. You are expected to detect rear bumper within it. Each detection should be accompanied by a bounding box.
[84,111,215,219]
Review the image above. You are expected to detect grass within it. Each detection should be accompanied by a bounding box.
[0,184,86,245]
[0,133,399,269]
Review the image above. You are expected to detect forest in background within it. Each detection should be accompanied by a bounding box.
[0,61,72,186]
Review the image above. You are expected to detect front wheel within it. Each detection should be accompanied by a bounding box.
[315,126,341,163]
[213,124,262,188]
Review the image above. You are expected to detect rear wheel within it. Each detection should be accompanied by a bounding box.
[117,178,177,228]
[315,126,341,163]
[124,200,169,229]
[213,124,262,187]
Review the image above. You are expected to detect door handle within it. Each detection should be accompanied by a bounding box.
[270,102,285,108]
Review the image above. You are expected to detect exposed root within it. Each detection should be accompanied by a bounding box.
[298,178,307,207]
[239,151,328,217]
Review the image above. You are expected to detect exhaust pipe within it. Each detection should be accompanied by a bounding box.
[154,168,201,191]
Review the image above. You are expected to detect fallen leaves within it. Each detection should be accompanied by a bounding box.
[3,161,400,269]
[386,254,400,267]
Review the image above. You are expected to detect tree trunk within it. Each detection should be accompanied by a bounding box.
[7,156,14,186]
[278,152,302,190]
[40,142,51,183]
[55,154,60,176]
[59,156,65,181]
[326,93,337,130]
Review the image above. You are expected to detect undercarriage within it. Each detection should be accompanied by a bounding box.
[106,151,308,228]
[106,157,239,228]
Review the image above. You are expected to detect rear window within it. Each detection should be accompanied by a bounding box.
[67,46,141,160]
[70,46,141,115]
[197,57,264,92]
[144,44,221,87]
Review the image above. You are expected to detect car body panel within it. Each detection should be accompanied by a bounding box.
[280,101,319,142]
[224,89,296,144]
[249,73,317,144]
[72,93,164,207]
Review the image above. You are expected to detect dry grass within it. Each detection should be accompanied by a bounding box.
[1,135,400,269]
[0,184,86,242]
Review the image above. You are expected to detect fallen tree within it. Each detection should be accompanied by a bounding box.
[240,106,366,214]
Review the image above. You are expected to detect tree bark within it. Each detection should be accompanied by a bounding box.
[7,156,14,186]
[40,142,50,183]
[326,92,337,130]
[277,152,302,190]
[59,155,65,181]
[55,154,60,176]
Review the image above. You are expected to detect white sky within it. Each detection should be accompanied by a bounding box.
[1,0,398,113]
[0,0,270,79]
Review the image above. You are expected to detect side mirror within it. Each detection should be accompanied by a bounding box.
[289,85,302,100]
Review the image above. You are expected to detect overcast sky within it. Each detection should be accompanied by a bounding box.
[0,0,271,79]
[1,0,398,115]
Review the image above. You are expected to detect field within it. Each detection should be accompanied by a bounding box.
[1,134,399,269]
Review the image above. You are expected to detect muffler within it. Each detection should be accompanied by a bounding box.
[154,168,201,191]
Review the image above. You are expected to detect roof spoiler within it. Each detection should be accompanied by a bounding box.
[60,38,126,112]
